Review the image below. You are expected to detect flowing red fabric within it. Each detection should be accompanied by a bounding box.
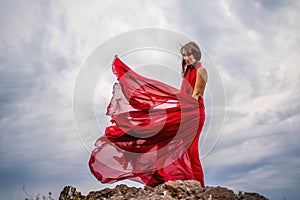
[89,56,205,187]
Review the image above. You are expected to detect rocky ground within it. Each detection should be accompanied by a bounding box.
[59,180,269,200]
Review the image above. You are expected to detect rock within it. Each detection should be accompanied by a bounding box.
[59,186,85,200]
[59,180,269,200]
[239,192,269,200]
[192,186,232,199]
[155,180,204,199]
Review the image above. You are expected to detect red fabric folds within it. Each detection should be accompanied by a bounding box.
[89,56,205,187]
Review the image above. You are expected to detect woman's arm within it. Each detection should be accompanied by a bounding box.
[192,67,207,100]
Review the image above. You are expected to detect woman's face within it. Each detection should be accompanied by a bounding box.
[182,48,196,66]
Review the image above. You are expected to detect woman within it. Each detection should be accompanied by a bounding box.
[89,41,207,187]
[179,41,207,187]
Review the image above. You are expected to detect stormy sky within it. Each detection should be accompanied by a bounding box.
[0,0,300,199]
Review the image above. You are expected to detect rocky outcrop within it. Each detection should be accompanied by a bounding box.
[59,180,268,200]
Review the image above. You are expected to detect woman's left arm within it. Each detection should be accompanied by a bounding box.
[192,67,207,100]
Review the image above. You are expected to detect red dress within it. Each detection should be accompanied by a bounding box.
[89,56,205,187]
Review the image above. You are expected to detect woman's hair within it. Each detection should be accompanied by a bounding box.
[180,41,201,77]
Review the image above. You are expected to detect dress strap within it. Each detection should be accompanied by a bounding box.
[195,61,202,70]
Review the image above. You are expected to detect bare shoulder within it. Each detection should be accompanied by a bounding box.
[197,67,208,82]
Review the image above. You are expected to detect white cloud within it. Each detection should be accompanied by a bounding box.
[1,0,300,199]
[174,1,300,198]
[0,0,189,198]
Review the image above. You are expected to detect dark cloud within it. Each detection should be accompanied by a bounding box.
[0,1,300,200]
[254,0,293,11]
